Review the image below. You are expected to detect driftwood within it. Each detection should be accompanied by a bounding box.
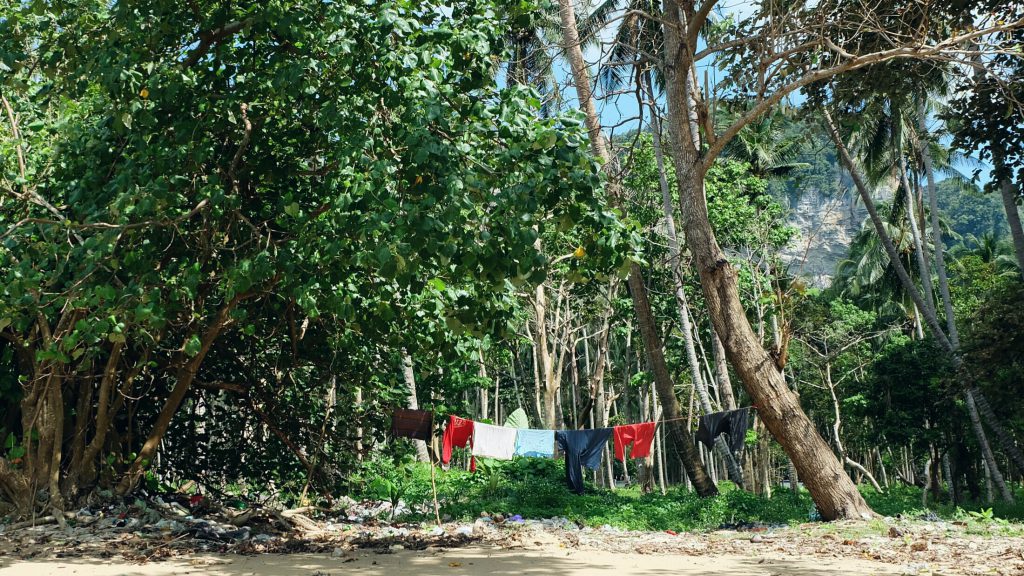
[273,509,320,532]
[1,515,57,532]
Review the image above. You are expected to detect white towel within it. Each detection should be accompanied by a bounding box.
[471,423,517,460]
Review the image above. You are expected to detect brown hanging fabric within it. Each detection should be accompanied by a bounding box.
[391,408,433,441]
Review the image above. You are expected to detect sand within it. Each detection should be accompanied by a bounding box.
[0,545,904,576]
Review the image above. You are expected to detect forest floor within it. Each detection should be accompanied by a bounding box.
[1,505,1023,576]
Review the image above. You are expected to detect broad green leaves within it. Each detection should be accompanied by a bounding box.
[503,407,530,429]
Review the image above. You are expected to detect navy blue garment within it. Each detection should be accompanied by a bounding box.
[695,407,751,455]
[555,428,613,495]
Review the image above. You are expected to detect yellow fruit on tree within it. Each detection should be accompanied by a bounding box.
[574,246,585,259]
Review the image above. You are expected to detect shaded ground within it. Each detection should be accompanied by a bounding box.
[0,546,904,576]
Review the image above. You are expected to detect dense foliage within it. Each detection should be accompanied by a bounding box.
[0,0,625,511]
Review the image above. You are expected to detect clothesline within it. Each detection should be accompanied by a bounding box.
[395,406,755,498]
[652,406,757,426]
[390,406,756,440]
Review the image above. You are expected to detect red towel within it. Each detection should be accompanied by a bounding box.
[613,422,657,461]
[441,415,476,471]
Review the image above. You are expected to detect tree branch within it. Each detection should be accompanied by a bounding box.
[181,18,255,67]
[687,0,719,50]
[703,19,1024,171]
[1,199,209,239]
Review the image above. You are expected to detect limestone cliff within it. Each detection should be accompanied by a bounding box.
[778,189,864,288]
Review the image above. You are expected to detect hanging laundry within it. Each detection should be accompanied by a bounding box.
[390,408,432,441]
[514,429,555,458]
[441,415,475,471]
[695,407,751,454]
[472,422,517,460]
[555,428,612,495]
[612,422,656,461]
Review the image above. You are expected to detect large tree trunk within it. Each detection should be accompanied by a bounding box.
[628,268,718,496]
[999,177,1024,278]
[555,0,716,495]
[660,1,874,520]
[645,71,744,487]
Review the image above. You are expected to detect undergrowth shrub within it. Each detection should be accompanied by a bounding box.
[349,456,1024,531]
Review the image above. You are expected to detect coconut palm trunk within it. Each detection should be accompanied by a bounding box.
[917,102,1016,502]
[556,0,717,496]
[644,71,745,487]
[824,108,1014,502]
[998,177,1024,278]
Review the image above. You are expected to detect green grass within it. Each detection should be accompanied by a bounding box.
[353,457,1024,533]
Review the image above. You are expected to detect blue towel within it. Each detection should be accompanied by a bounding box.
[514,429,554,458]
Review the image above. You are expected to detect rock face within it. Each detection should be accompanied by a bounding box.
[778,189,864,288]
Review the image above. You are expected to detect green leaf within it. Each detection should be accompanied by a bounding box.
[183,334,202,357]
[503,407,529,429]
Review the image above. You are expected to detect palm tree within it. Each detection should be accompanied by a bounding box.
[952,232,1021,277]
[834,201,930,334]
[554,0,719,496]
[583,0,752,487]
[719,106,811,180]
[506,9,560,110]
[826,85,1020,501]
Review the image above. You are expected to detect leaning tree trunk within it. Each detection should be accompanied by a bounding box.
[918,102,1015,502]
[898,153,936,313]
[824,108,1014,502]
[628,269,718,496]
[555,0,716,496]
[660,1,874,520]
[998,177,1024,278]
